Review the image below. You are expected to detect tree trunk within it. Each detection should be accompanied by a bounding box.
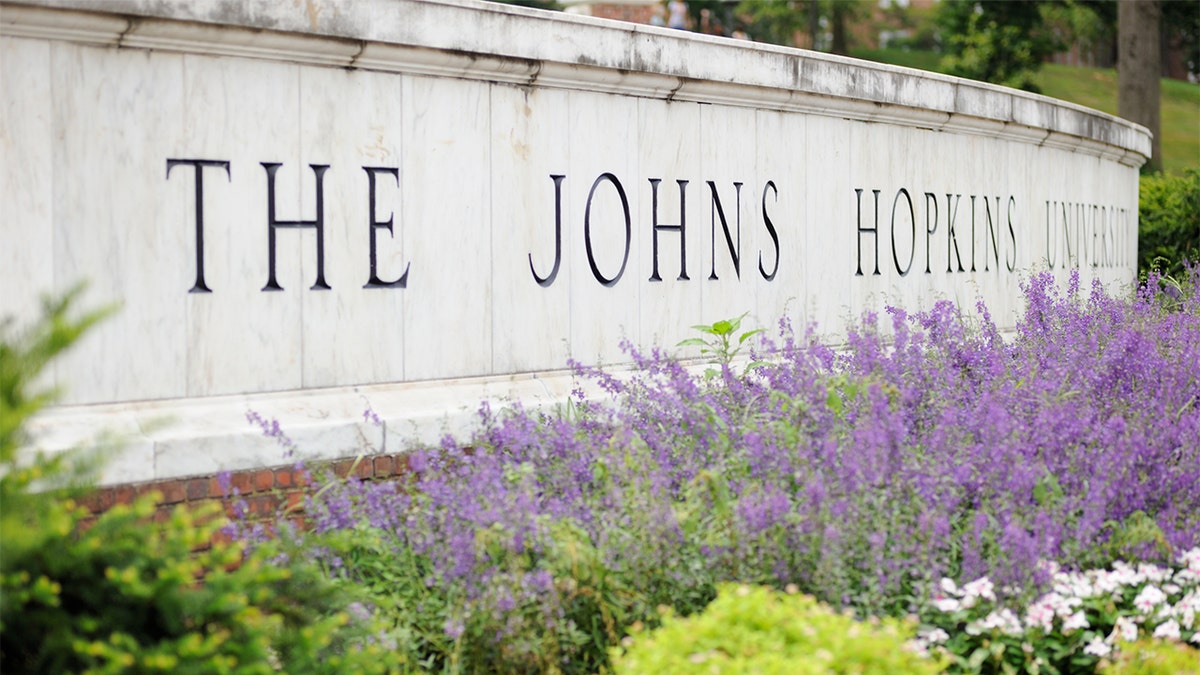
[831,2,848,55]
[1119,0,1162,173]
[809,0,820,51]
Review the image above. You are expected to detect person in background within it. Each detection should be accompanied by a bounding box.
[650,3,666,27]
[667,0,688,30]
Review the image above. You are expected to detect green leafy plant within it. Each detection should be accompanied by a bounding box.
[1100,639,1200,675]
[610,583,942,674]
[0,284,112,508]
[1139,169,1200,280]
[677,312,766,377]
[935,0,1063,93]
[0,289,399,674]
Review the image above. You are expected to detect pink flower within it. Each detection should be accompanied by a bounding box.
[1062,611,1088,633]
[1133,585,1167,613]
[1083,637,1111,658]
[1152,619,1181,641]
[933,597,961,613]
[1110,616,1139,643]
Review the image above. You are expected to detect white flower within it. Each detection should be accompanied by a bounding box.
[970,609,1024,636]
[1024,592,1077,634]
[1137,563,1170,584]
[1093,570,1122,596]
[1133,585,1167,613]
[933,597,961,613]
[1083,636,1112,658]
[1062,611,1089,633]
[1153,619,1181,641]
[1037,559,1061,577]
[1178,547,1200,575]
[1111,562,1143,589]
[940,578,961,596]
[1054,572,1095,600]
[1174,568,1200,585]
[1110,616,1139,643]
[1026,602,1056,633]
[1176,590,1198,629]
[922,627,950,644]
[963,577,996,603]
[904,641,930,659]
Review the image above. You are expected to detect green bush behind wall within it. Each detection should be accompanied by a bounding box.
[1139,169,1200,279]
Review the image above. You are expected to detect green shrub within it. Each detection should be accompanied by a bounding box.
[609,583,943,675]
[1100,639,1200,675]
[1139,169,1200,279]
[0,288,399,674]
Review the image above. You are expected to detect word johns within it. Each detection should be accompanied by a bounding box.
[529,174,782,287]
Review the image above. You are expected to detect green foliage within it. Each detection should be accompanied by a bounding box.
[733,0,810,47]
[846,48,1200,174]
[677,312,766,377]
[1138,169,1200,279]
[307,444,722,674]
[0,291,398,674]
[1102,510,1173,563]
[2,497,397,674]
[1100,639,1200,675]
[937,0,1065,92]
[610,583,943,674]
[0,284,112,497]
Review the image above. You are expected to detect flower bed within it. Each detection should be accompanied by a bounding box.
[232,269,1200,673]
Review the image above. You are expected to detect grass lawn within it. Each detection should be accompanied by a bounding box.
[850,48,1200,174]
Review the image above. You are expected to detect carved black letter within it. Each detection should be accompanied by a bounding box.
[530,175,566,287]
[583,173,631,287]
[855,188,881,276]
[924,192,938,274]
[708,181,743,280]
[362,166,409,288]
[759,181,780,281]
[891,188,915,277]
[648,178,689,282]
[946,193,964,273]
[1044,200,1055,268]
[261,163,330,291]
[166,158,230,293]
[1007,196,1017,272]
[983,196,1000,272]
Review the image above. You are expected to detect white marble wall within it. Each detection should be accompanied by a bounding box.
[0,0,1148,483]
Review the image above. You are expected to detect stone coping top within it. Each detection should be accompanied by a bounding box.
[2,0,1150,166]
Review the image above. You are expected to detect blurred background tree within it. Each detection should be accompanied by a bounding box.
[935,0,1065,93]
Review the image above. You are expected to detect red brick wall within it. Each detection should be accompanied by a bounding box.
[589,3,660,25]
[78,453,412,525]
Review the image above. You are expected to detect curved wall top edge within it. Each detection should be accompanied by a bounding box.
[2,0,1151,164]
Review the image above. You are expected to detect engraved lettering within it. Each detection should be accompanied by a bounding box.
[166,158,230,293]
[261,162,330,291]
[583,173,631,287]
[648,178,689,282]
[362,166,409,288]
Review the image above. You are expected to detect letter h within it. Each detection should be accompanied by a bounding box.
[261,163,330,291]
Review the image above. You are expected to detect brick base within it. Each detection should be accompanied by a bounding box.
[78,453,413,524]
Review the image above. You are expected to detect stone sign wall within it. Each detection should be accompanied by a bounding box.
[0,0,1149,484]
